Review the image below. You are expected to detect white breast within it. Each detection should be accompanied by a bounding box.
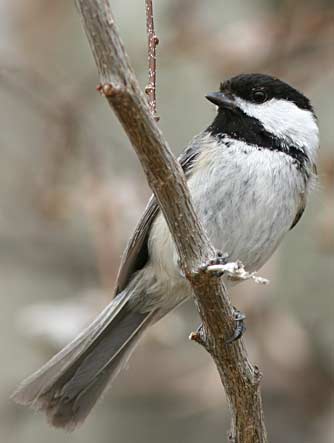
[148,136,314,305]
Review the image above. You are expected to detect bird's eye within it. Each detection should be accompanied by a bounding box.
[253,90,267,103]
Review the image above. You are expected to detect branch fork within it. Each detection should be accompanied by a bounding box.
[189,324,207,348]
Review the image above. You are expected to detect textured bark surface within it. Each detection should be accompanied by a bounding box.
[75,1,268,441]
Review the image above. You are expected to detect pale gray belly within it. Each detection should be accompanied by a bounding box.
[189,150,303,271]
[146,146,307,311]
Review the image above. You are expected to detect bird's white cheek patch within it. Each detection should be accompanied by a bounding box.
[235,97,319,164]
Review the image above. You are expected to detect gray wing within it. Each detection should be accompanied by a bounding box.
[290,193,306,230]
[114,137,202,294]
[114,196,159,294]
[290,163,317,231]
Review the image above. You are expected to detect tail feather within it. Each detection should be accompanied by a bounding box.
[12,290,131,405]
[59,309,154,400]
[48,312,154,430]
[12,289,156,430]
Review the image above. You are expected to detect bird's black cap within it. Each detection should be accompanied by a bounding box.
[217,73,314,114]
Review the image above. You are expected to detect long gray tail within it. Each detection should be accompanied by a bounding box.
[12,290,156,430]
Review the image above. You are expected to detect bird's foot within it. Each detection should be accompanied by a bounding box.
[178,252,229,278]
[199,251,229,277]
[190,308,246,347]
[207,259,270,285]
[225,307,246,345]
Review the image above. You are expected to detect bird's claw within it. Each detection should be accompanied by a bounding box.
[225,307,246,345]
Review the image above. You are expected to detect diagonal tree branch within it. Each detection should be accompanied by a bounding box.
[75,1,268,441]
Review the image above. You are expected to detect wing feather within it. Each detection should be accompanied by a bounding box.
[290,193,306,230]
[114,138,202,294]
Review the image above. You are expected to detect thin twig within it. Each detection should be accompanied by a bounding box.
[144,0,159,121]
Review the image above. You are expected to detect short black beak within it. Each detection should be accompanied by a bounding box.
[205,92,235,109]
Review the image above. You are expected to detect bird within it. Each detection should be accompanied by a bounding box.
[12,73,319,430]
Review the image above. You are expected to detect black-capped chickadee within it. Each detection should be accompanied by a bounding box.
[13,74,319,429]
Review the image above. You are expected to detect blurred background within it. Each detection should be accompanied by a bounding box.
[0,0,333,442]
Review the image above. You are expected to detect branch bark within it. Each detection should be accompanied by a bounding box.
[75,1,268,441]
